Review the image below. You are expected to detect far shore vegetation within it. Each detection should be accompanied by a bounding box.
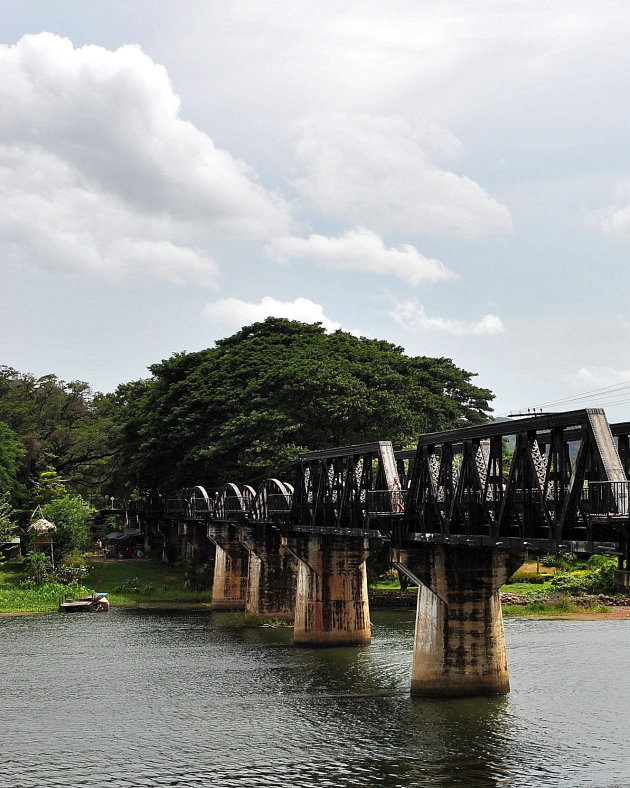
[1,551,627,619]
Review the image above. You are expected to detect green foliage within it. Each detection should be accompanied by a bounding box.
[505,571,549,584]
[87,558,211,605]
[34,471,68,506]
[112,577,157,595]
[25,550,51,583]
[0,577,93,613]
[503,597,583,617]
[0,366,120,507]
[540,553,578,570]
[550,564,617,596]
[0,492,17,550]
[113,318,494,490]
[586,553,617,569]
[54,549,90,585]
[366,543,392,586]
[41,495,93,558]
[95,514,122,541]
[499,581,552,599]
[0,421,25,500]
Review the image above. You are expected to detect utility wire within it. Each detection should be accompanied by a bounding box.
[508,378,630,415]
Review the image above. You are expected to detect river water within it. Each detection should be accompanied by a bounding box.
[1,608,629,788]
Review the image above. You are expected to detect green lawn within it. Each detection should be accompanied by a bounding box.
[86,558,212,606]
[0,558,212,613]
[0,562,93,613]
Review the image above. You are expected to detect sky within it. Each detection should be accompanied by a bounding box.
[2,1,630,422]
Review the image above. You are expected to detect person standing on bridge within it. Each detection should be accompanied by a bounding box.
[391,477,403,512]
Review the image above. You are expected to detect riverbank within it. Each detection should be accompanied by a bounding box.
[369,588,630,620]
[2,557,629,619]
[0,557,211,614]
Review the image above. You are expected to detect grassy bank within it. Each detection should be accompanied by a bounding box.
[0,557,212,613]
[0,561,93,613]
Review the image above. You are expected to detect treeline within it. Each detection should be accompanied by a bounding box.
[1,318,495,529]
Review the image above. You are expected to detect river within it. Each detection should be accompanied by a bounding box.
[0,608,628,788]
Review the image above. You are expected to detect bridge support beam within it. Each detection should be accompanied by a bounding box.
[239,525,298,620]
[392,545,525,697]
[207,524,249,611]
[282,534,371,646]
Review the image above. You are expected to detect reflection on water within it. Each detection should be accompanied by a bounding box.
[0,608,629,787]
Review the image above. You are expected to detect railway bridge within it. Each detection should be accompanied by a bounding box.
[128,408,630,697]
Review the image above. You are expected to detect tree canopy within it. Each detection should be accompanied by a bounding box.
[113,318,494,491]
[0,367,120,511]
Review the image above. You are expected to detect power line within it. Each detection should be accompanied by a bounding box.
[508,379,630,414]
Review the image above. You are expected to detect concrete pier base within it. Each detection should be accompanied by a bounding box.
[207,524,249,611]
[392,545,525,697]
[283,534,371,646]
[239,525,298,619]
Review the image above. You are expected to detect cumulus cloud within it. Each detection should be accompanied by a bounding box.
[266,227,454,285]
[291,111,512,238]
[389,298,505,335]
[0,33,289,284]
[202,296,361,335]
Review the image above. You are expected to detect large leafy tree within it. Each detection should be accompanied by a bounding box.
[114,319,494,491]
[0,367,120,505]
[0,420,25,501]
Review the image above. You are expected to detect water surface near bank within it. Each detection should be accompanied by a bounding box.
[1,609,628,788]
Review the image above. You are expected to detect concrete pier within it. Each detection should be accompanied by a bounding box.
[392,544,525,697]
[239,524,298,619]
[207,524,249,611]
[283,534,371,646]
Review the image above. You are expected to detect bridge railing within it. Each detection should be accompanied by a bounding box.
[367,490,407,516]
[582,481,630,517]
[165,498,189,516]
[189,497,214,517]
[266,493,293,514]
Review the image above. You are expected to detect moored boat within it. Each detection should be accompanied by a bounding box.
[58,593,109,613]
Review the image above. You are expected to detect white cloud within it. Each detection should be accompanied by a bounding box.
[266,227,454,286]
[291,111,512,238]
[389,298,505,335]
[202,296,361,335]
[0,33,289,284]
[596,200,630,238]
[576,367,630,389]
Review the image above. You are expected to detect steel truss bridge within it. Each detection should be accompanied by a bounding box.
[133,409,630,563]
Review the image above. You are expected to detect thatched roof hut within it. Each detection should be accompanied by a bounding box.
[28,518,57,533]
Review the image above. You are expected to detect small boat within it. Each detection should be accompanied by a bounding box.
[58,593,109,613]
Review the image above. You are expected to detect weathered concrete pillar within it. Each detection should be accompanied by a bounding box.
[239,524,298,619]
[282,534,371,646]
[207,524,249,611]
[392,544,525,697]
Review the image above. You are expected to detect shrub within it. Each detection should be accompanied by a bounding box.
[25,550,51,583]
[540,553,578,569]
[550,564,617,596]
[586,553,617,569]
[41,495,93,559]
[113,577,157,595]
[54,549,90,585]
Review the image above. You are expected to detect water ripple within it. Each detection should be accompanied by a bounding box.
[1,610,629,787]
